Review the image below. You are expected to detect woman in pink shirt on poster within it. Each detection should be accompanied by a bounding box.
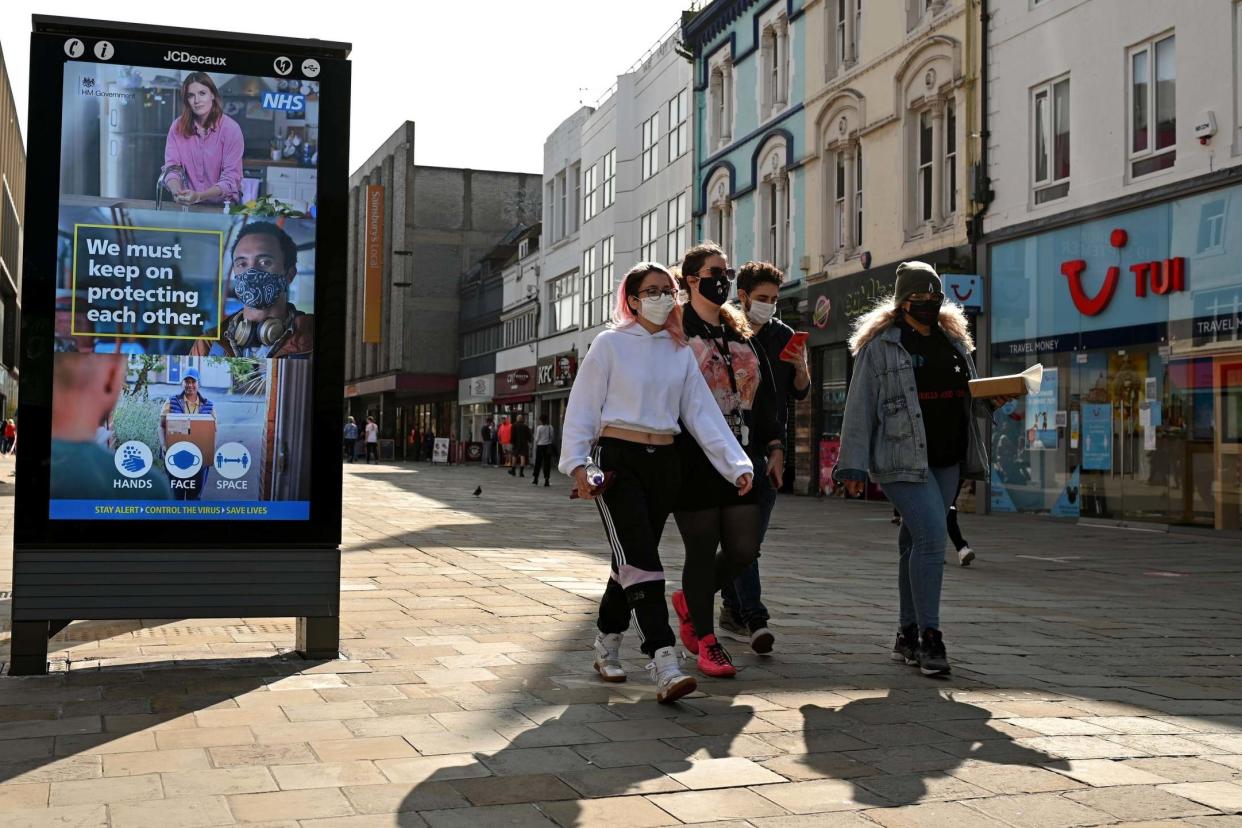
[162,72,243,207]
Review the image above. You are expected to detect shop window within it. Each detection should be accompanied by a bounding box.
[1197,199,1227,255]
[1129,33,1176,178]
[1033,76,1070,204]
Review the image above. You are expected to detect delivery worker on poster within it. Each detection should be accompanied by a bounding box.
[51,353,172,500]
[191,222,313,359]
[160,368,217,500]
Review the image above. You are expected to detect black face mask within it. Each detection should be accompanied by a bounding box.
[906,298,943,326]
[696,275,732,306]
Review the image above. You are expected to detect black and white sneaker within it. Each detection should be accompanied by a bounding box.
[917,628,951,676]
[748,626,775,655]
[891,624,919,665]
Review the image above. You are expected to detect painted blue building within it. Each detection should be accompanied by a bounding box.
[682,0,807,303]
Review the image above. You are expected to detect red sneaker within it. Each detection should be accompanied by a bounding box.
[670,590,699,655]
[696,634,736,678]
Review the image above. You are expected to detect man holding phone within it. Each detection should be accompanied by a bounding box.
[720,262,811,653]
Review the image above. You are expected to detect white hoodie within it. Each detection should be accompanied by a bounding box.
[558,323,753,482]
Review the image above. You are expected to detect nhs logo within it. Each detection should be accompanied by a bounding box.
[261,92,306,112]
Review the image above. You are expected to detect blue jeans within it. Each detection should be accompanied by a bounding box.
[721,469,775,630]
[881,464,960,632]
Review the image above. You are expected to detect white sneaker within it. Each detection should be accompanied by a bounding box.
[592,633,627,682]
[958,546,976,567]
[646,646,697,703]
[749,627,775,655]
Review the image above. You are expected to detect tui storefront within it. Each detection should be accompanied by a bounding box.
[988,181,1242,532]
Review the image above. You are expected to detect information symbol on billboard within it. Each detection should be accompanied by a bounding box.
[63,38,85,58]
[273,56,293,76]
[114,441,153,479]
[213,442,252,481]
[301,59,321,78]
[93,41,114,60]
[165,441,204,479]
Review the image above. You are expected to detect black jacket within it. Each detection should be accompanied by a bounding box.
[751,316,810,446]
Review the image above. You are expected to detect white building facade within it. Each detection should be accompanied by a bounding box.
[533,27,696,442]
[983,0,1242,531]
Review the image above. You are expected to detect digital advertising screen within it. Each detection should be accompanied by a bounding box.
[17,19,349,536]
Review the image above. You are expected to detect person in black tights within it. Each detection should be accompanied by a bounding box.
[670,243,783,680]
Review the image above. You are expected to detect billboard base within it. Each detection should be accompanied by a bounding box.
[7,621,54,676]
[296,615,340,660]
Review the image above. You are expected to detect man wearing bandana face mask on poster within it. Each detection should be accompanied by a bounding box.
[191,222,314,359]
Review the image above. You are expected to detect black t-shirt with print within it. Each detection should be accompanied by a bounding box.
[900,318,969,468]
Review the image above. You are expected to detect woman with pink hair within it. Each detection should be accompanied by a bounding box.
[559,261,753,704]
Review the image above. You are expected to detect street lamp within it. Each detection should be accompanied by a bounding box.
[393,250,413,288]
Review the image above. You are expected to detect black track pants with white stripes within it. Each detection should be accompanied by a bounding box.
[593,437,680,657]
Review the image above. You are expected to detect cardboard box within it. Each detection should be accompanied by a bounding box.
[968,363,1044,398]
[166,414,217,467]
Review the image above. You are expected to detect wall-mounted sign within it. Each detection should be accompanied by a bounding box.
[537,353,577,390]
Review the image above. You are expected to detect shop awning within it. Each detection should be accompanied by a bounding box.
[494,394,533,404]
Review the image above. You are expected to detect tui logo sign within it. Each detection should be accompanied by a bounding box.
[1060,228,1186,316]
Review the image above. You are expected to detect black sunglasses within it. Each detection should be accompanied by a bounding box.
[694,266,736,282]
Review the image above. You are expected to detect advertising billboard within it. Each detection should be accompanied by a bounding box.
[10,16,350,673]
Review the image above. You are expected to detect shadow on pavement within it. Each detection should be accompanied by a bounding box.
[800,690,1069,808]
[0,654,323,786]
[398,699,758,824]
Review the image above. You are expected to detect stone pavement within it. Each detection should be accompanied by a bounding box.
[1,454,1241,827]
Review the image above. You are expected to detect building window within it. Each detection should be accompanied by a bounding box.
[642,113,660,181]
[855,147,863,247]
[1129,33,1175,178]
[504,312,537,348]
[944,100,957,216]
[462,324,503,359]
[545,181,555,242]
[834,153,846,253]
[571,163,581,232]
[665,192,688,266]
[829,0,861,76]
[668,90,688,162]
[1197,200,1227,255]
[583,164,598,223]
[557,171,567,240]
[599,236,615,324]
[582,245,599,327]
[602,149,616,208]
[760,17,790,120]
[1033,76,1070,204]
[549,272,579,333]
[917,111,934,224]
[706,170,733,263]
[640,209,659,261]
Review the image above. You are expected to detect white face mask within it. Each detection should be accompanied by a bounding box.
[639,295,676,326]
[747,300,777,326]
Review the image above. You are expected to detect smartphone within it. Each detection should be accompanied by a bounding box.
[780,331,809,360]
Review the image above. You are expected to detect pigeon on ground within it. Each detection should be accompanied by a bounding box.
[473,486,482,496]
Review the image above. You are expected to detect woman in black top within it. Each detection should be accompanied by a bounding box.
[671,242,783,679]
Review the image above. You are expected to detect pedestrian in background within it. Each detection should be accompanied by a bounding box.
[342,416,358,463]
[509,414,532,477]
[498,416,512,470]
[2,419,15,455]
[364,415,379,464]
[481,418,496,466]
[532,416,555,487]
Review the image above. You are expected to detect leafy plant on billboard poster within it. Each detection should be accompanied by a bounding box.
[114,380,165,473]
[208,357,265,395]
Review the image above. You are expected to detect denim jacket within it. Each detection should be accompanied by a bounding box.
[833,304,993,485]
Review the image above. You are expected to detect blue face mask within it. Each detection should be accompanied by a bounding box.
[232,268,288,309]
